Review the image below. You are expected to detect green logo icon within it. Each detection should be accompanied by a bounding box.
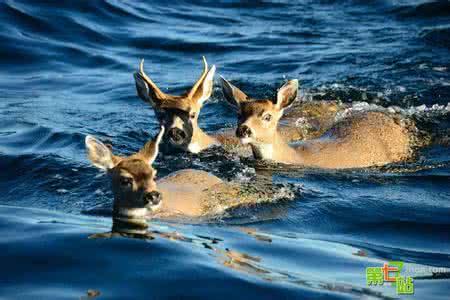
[366,261,414,295]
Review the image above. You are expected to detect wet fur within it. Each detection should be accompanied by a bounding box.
[267,111,413,168]
[134,58,219,153]
[134,58,318,154]
[221,78,414,169]
[86,129,287,218]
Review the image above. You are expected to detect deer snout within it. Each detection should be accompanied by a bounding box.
[236,125,253,139]
[168,127,187,145]
[143,191,162,207]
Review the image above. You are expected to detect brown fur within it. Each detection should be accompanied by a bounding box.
[134,57,219,153]
[86,127,287,218]
[267,111,412,168]
[220,78,414,169]
[282,100,344,140]
[134,58,315,154]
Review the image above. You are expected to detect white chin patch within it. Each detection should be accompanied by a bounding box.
[147,202,162,213]
[187,142,201,153]
[117,208,148,218]
[240,137,252,145]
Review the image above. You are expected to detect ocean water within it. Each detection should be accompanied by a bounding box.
[1,0,450,299]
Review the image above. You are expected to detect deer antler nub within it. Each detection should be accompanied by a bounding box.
[139,59,167,100]
[188,56,209,99]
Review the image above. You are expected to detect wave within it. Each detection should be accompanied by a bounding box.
[391,1,450,20]
[420,26,450,48]
[0,1,449,299]
[0,121,84,156]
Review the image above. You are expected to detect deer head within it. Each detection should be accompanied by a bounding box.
[134,57,216,153]
[85,127,165,218]
[220,77,298,145]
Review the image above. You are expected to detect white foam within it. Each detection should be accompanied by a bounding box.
[56,189,68,194]
[335,101,450,123]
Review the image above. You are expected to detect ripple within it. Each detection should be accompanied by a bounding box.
[420,26,450,49]
[391,1,450,20]
[0,1,449,298]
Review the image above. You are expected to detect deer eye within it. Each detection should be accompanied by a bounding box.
[189,112,196,119]
[262,114,272,122]
[120,177,133,188]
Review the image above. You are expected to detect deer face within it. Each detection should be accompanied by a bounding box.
[235,100,283,145]
[220,77,299,145]
[134,57,215,152]
[155,107,196,149]
[85,128,165,217]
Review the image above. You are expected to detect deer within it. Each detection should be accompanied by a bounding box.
[220,77,414,169]
[133,57,315,155]
[134,57,224,154]
[85,127,288,222]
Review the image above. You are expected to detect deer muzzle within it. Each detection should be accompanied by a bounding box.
[168,127,187,145]
[236,125,253,139]
[143,191,162,209]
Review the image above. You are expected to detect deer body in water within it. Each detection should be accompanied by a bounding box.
[85,127,286,219]
[220,77,413,169]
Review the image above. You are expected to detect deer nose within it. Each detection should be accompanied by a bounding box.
[143,191,161,206]
[168,128,187,145]
[236,125,252,138]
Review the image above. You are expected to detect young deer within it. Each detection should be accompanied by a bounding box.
[133,57,332,155]
[134,57,221,153]
[85,127,285,219]
[220,77,413,169]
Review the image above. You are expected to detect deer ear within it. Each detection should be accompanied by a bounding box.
[134,72,155,105]
[192,64,216,106]
[134,59,167,108]
[139,126,165,165]
[85,136,116,171]
[220,76,249,109]
[276,79,298,110]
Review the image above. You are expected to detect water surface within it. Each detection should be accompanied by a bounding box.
[0,0,449,299]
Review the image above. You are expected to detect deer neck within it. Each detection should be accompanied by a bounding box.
[188,124,218,153]
[112,201,149,234]
[250,131,303,164]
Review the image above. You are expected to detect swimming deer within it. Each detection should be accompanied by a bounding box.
[134,57,222,153]
[220,77,413,169]
[134,57,338,155]
[85,127,287,220]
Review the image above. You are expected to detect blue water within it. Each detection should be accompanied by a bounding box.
[1,0,450,299]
